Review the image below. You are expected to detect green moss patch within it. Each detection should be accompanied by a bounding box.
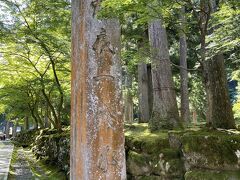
[185,170,240,180]
[127,150,152,176]
[27,155,67,179]
[125,124,240,179]
[8,147,18,179]
[125,123,169,154]
[8,146,66,179]
[181,129,240,170]
[132,175,162,180]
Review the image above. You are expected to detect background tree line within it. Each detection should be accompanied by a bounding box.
[0,0,239,131]
[100,0,240,130]
[0,0,71,131]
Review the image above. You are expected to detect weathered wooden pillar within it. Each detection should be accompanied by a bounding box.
[71,0,126,179]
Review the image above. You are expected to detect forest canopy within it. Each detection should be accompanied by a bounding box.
[0,0,239,130]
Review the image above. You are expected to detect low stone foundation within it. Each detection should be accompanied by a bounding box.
[13,124,240,180]
[125,124,240,180]
[13,128,70,175]
[125,124,184,180]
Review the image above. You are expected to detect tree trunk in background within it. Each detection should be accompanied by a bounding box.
[45,106,50,128]
[196,0,212,126]
[13,121,18,137]
[25,116,29,130]
[44,116,50,128]
[71,0,126,179]
[200,0,235,129]
[147,65,153,118]
[207,0,235,128]
[192,109,197,126]
[34,120,39,129]
[208,54,235,128]
[148,19,180,131]
[123,71,134,123]
[5,121,10,139]
[138,62,150,123]
[179,6,190,126]
[12,124,15,137]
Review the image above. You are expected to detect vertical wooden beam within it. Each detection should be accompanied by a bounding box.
[71,0,126,179]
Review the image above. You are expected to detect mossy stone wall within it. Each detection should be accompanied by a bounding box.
[12,124,240,179]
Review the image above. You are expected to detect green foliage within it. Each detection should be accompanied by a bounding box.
[189,75,206,121]
[0,0,71,129]
[0,0,239,129]
[125,123,169,154]
[207,3,240,58]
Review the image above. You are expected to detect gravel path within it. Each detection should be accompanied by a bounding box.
[0,141,14,180]
[5,143,66,180]
[9,148,33,180]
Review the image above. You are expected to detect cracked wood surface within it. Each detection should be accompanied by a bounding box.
[71,0,126,179]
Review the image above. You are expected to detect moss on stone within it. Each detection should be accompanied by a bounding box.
[167,159,185,177]
[133,175,163,180]
[181,129,240,170]
[127,150,152,176]
[126,125,240,179]
[8,147,18,179]
[125,123,169,154]
[128,151,148,164]
[160,148,181,160]
[185,170,240,180]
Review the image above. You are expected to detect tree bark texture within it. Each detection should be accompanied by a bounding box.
[208,54,235,129]
[201,0,235,129]
[147,64,153,118]
[148,19,180,131]
[138,62,150,123]
[123,71,133,123]
[200,0,214,125]
[12,121,18,138]
[71,0,126,179]
[179,6,190,125]
[44,106,51,128]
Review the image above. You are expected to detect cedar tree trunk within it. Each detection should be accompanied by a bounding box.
[148,19,180,131]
